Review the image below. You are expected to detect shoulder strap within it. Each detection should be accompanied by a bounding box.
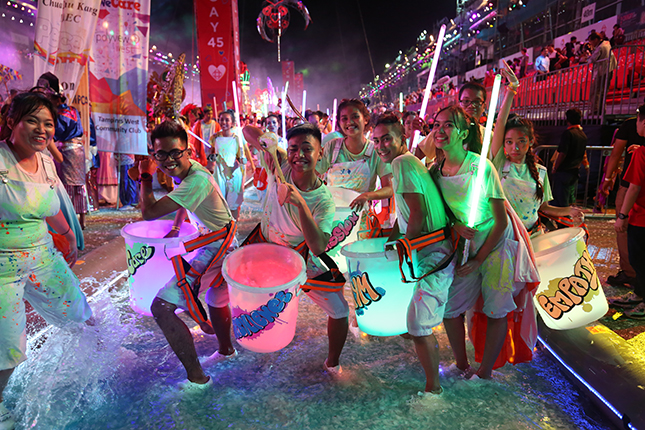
[40,153,58,188]
[0,143,7,173]
[330,138,344,165]
[364,141,375,158]
[501,159,512,179]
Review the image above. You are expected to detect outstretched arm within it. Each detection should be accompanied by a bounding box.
[490,60,519,160]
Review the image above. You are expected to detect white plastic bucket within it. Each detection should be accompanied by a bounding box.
[340,237,414,336]
[531,228,608,330]
[222,243,307,353]
[326,186,364,273]
[121,220,200,315]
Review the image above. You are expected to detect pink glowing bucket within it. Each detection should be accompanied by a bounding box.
[121,220,200,315]
[222,243,307,353]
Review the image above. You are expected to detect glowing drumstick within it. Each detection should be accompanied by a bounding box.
[331,98,338,131]
[186,127,211,148]
[399,92,403,112]
[282,81,289,138]
[461,74,503,265]
[232,80,241,131]
[212,96,218,118]
[302,90,307,114]
[412,24,446,154]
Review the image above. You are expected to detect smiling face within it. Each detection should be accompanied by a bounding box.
[432,110,466,154]
[504,128,532,164]
[266,116,279,133]
[219,113,234,131]
[373,123,407,164]
[153,136,192,180]
[9,106,56,155]
[339,106,367,138]
[286,133,321,174]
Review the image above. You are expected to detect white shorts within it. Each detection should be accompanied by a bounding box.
[407,242,455,337]
[444,223,524,319]
[305,288,350,319]
[156,238,237,310]
[213,165,245,211]
[0,244,92,370]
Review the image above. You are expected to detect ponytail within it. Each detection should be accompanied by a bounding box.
[524,148,544,201]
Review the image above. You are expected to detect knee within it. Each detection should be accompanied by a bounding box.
[150,298,175,319]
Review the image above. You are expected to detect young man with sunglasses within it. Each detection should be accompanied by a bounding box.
[135,120,238,390]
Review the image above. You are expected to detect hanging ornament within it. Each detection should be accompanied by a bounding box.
[257,0,311,62]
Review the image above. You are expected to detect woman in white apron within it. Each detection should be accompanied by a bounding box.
[316,98,393,210]
[207,110,253,219]
[429,105,538,380]
[0,92,93,429]
[489,63,583,235]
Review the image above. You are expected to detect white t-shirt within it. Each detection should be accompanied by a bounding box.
[492,149,553,229]
[431,151,505,249]
[391,153,448,235]
[261,162,335,277]
[316,138,392,192]
[167,160,232,234]
[0,141,61,250]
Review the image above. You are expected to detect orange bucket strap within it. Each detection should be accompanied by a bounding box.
[395,227,454,283]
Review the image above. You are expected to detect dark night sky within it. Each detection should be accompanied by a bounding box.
[150,1,455,110]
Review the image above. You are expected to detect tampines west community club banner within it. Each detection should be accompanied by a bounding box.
[89,0,150,155]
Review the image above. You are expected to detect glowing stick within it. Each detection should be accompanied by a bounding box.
[302,90,307,114]
[213,96,218,118]
[186,127,212,148]
[331,98,338,131]
[282,81,289,138]
[411,24,446,153]
[399,92,403,112]
[232,80,241,131]
[461,74,502,264]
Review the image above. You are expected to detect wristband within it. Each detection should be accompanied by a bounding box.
[60,226,71,236]
[618,213,629,220]
[171,225,181,231]
[140,172,153,182]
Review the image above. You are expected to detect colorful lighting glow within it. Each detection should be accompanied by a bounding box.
[411,24,446,153]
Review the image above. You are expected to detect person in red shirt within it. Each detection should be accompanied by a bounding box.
[613,104,645,319]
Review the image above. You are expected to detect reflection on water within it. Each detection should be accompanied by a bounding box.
[3,192,614,429]
[5,281,612,430]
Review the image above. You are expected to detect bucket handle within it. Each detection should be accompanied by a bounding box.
[164,241,188,260]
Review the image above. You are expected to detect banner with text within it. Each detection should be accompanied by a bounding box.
[195,0,241,112]
[89,0,150,155]
[34,0,101,101]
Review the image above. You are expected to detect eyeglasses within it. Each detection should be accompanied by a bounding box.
[460,99,484,108]
[153,148,188,161]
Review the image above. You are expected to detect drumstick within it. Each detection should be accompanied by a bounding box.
[286,94,307,122]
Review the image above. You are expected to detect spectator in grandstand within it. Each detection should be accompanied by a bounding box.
[551,108,588,207]
[535,47,550,75]
[611,104,645,318]
[519,48,529,78]
[601,108,645,288]
[565,36,578,59]
[611,24,625,47]
[587,32,617,114]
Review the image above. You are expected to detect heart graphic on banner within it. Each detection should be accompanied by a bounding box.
[219,51,224,56]
[208,65,226,81]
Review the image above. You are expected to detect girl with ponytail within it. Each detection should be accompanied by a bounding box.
[490,63,583,234]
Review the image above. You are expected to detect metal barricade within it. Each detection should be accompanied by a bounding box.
[534,144,615,217]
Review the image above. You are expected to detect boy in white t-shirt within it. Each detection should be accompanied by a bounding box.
[243,123,349,375]
[137,121,237,389]
[373,114,455,396]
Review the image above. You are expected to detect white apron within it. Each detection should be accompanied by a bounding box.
[499,160,545,231]
[325,138,374,194]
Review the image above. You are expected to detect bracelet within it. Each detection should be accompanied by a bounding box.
[171,225,181,231]
[60,226,71,236]
[507,86,518,94]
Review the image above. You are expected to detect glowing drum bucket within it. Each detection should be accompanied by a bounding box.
[326,186,364,273]
[531,228,608,330]
[222,243,307,353]
[341,237,414,336]
[121,220,200,315]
